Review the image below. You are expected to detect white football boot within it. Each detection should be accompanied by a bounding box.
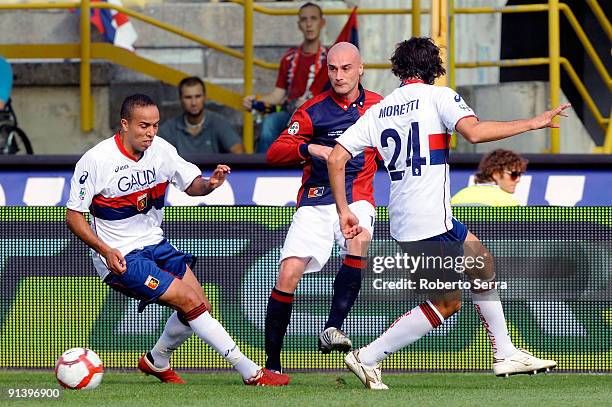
[345,350,389,390]
[318,327,352,354]
[493,348,557,377]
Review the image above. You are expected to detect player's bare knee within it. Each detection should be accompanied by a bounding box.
[347,230,372,255]
[276,257,306,293]
[466,249,495,281]
[177,288,203,314]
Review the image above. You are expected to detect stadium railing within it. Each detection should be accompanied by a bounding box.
[0,1,609,153]
[0,1,424,153]
[448,0,611,154]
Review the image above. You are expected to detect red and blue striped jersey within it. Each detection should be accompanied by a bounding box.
[67,134,201,279]
[267,85,383,207]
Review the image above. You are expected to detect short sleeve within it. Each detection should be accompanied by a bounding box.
[66,153,98,213]
[166,144,202,191]
[436,87,476,132]
[336,108,376,157]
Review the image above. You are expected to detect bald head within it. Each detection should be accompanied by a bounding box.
[327,42,363,99]
[328,42,361,64]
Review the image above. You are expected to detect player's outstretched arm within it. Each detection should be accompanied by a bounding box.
[457,103,571,144]
[328,144,362,239]
[66,209,126,275]
[185,164,230,196]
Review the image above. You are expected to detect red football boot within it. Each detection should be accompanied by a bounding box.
[244,368,290,386]
[138,354,186,384]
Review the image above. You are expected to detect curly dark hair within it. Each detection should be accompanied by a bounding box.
[390,37,446,85]
[474,149,528,184]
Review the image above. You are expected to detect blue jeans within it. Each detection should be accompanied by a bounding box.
[257,111,291,153]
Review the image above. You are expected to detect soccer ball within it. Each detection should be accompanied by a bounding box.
[55,348,104,390]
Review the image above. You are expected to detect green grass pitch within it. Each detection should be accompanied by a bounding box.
[0,371,610,406]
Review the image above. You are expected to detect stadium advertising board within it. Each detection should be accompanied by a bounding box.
[0,169,610,206]
[0,206,610,371]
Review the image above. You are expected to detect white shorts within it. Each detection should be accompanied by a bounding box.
[280,200,376,273]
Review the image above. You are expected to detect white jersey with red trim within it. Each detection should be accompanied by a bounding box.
[337,81,476,241]
[66,134,201,279]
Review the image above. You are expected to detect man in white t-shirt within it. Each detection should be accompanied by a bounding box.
[66,94,289,387]
[327,38,570,389]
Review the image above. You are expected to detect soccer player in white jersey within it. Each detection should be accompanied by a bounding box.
[66,94,289,386]
[327,38,570,389]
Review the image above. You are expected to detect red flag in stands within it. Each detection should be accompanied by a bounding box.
[90,0,138,51]
[309,7,359,96]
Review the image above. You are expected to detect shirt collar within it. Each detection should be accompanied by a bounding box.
[114,133,139,162]
[401,78,425,86]
[330,84,366,111]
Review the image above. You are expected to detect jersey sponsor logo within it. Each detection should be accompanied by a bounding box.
[79,171,89,184]
[114,164,129,173]
[308,186,324,198]
[144,275,160,290]
[454,94,462,102]
[136,193,148,211]
[117,168,157,192]
[288,121,300,135]
[327,129,344,138]
[378,99,419,118]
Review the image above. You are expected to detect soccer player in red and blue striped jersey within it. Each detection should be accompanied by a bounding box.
[264,42,382,376]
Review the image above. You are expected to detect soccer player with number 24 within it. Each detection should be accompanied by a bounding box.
[328,37,570,389]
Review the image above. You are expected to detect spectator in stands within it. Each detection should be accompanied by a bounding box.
[158,76,244,155]
[242,2,327,153]
[451,149,528,206]
[0,56,13,110]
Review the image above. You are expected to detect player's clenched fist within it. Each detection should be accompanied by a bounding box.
[104,248,126,275]
[339,210,362,239]
[209,164,231,188]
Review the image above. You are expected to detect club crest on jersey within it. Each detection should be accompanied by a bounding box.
[288,121,299,135]
[136,193,148,211]
[308,187,324,198]
[144,275,159,290]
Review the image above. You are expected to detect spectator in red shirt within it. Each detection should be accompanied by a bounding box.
[242,2,327,153]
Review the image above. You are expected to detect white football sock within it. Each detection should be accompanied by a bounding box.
[150,311,193,369]
[188,311,259,380]
[472,289,517,359]
[359,301,444,366]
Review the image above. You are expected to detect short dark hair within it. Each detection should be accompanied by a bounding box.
[178,76,206,97]
[299,2,323,17]
[475,149,528,184]
[390,37,446,85]
[120,94,156,121]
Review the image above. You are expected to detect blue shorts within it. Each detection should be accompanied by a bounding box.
[423,218,468,242]
[104,239,195,312]
[398,218,468,293]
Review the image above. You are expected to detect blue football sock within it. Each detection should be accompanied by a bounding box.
[264,287,294,371]
[325,255,365,330]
